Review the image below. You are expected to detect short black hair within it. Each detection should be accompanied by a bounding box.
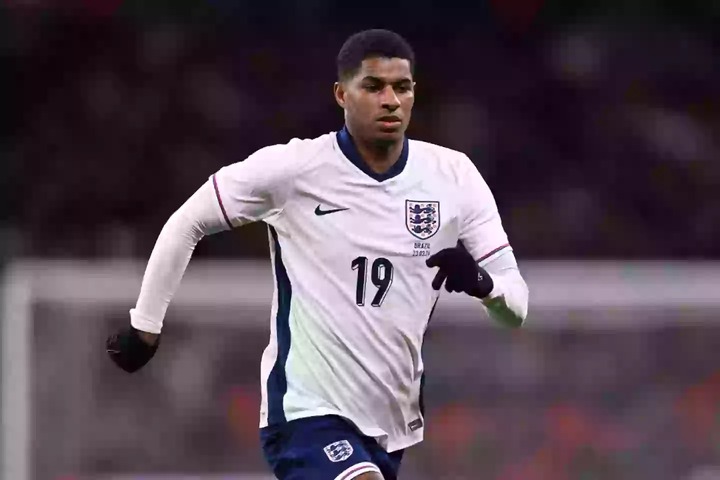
[337,29,415,81]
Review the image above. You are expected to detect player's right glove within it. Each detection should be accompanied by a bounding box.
[106,326,160,373]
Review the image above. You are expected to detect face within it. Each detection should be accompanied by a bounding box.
[334,57,415,145]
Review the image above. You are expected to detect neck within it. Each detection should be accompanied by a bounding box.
[347,128,404,175]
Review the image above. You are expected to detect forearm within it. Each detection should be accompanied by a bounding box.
[130,182,228,334]
[480,251,529,328]
[129,210,201,333]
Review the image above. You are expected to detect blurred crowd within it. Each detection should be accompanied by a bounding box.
[2,2,720,259]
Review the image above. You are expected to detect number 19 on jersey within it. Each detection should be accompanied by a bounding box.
[351,257,394,307]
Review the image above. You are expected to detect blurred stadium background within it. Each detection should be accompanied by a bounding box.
[2,1,719,479]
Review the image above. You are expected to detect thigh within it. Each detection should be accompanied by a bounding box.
[365,440,404,480]
[261,416,383,480]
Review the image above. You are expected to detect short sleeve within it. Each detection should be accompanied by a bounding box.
[458,157,512,265]
[211,143,295,228]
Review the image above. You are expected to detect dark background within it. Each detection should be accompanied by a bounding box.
[3,0,719,261]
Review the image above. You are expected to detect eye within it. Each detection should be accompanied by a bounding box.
[363,84,381,92]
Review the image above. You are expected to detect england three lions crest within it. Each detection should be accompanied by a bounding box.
[406,200,440,240]
[323,439,354,462]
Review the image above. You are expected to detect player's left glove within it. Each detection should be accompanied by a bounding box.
[426,246,494,298]
[106,326,160,373]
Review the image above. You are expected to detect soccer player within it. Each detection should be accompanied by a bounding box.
[106,29,529,480]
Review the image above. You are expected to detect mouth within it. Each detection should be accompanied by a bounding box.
[377,116,402,129]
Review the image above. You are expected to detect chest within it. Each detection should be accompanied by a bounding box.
[279,170,462,261]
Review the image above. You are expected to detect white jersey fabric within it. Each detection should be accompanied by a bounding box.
[206,127,519,451]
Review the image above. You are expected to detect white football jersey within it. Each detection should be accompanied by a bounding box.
[211,127,511,452]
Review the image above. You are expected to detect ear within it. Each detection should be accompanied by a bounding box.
[333,81,346,109]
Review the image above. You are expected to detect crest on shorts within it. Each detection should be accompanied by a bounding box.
[406,200,440,240]
[323,439,354,463]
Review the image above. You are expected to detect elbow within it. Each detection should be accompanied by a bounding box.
[506,312,525,329]
[500,308,526,329]
[482,296,527,329]
[481,272,529,329]
[502,282,529,329]
[513,283,529,328]
[165,208,208,246]
[515,292,529,327]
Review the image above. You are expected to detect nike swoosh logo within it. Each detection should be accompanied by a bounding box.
[315,205,349,216]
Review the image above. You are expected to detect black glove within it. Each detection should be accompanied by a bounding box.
[106,326,160,373]
[426,246,494,298]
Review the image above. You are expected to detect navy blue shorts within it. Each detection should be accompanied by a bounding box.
[260,415,404,480]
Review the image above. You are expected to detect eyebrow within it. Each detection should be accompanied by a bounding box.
[361,76,413,84]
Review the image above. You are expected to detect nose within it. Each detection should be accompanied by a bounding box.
[380,85,400,110]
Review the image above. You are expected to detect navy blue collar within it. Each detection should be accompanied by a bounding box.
[336,125,409,182]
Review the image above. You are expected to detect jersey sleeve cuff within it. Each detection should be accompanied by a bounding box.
[130,309,162,334]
